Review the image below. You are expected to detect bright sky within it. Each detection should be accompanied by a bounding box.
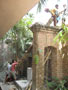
[29,0,67,26]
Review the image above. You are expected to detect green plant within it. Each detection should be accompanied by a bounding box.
[2,13,33,59]
[54,24,68,44]
[46,76,68,90]
[63,76,68,88]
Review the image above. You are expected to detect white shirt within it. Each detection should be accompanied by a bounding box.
[7,63,11,72]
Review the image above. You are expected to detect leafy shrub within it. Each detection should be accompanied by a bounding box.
[46,76,68,90]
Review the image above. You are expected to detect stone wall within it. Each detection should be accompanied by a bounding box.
[31,23,63,90]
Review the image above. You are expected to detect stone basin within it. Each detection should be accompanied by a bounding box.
[15,80,29,90]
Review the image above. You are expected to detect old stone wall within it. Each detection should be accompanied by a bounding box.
[31,23,63,90]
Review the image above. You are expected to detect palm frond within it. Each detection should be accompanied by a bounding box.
[37,0,47,12]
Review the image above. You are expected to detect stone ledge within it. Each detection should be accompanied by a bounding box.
[30,23,61,32]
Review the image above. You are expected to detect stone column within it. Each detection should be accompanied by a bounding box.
[32,32,44,90]
[31,23,45,90]
[57,49,63,79]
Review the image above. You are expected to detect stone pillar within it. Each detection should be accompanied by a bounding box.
[27,67,32,81]
[32,32,44,90]
[57,49,63,79]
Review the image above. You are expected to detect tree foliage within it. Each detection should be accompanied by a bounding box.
[37,0,47,12]
[3,13,34,59]
[37,0,62,12]
[54,24,68,44]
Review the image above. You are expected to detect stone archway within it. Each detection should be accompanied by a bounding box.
[44,46,57,81]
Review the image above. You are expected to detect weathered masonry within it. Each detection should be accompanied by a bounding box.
[31,23,68,90]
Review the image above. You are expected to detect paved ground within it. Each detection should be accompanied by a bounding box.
[0,82,18,90]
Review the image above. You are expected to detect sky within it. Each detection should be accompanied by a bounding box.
[29,0,67,26]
